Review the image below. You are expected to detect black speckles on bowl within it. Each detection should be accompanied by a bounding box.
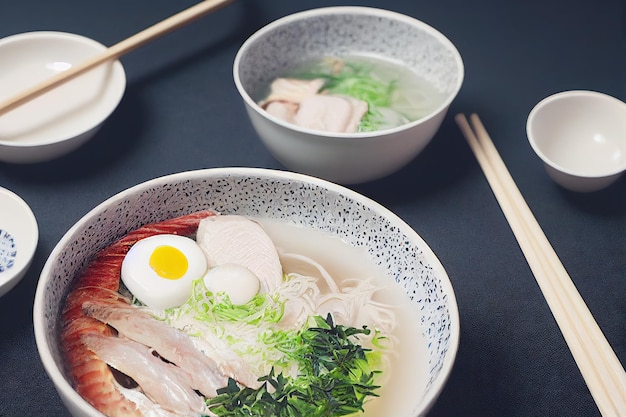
[235,7,463,102]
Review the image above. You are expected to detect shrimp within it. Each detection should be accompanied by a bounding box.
[60,211,215,417]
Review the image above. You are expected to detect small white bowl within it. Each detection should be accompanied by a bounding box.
[527,90,626,192]
[0,31,126,163]
[0,186,38,297]
[34,167,459,417]
[234,7,464,184]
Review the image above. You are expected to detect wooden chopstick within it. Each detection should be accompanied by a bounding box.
[455,113,626,417]
[0,0,233,117]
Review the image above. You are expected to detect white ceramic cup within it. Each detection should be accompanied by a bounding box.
[526,90,626,192]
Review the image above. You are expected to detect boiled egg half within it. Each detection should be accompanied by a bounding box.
[203,263,260,305]
[121,234,208,310]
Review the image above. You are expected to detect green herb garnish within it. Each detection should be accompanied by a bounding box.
[206,314,381,417]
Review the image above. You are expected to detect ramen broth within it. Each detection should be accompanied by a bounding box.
[65,212,429,417]
[259,219,429,416]
[259,55,448,132]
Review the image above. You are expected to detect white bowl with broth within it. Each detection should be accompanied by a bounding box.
[33,167,459,417]
[233,7,464,184]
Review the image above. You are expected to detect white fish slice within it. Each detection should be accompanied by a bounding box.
[81,333,206,416]
[196,215,283,293]
[182,325,264,389]
[82,300,227,397]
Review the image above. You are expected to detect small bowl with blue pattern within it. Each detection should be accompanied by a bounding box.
[0,186,38,297]
[234,7,464,184]
[33,168,459,417]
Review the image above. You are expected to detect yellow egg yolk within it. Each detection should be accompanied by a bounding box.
[149,245,188,280]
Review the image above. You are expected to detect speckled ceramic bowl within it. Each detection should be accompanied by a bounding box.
[234,7,464,184]
[33,168,459,417]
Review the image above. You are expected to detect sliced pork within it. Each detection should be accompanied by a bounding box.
[260,77,369,133]
[260,78,326,106]
[196,215,283,293]
[295,94,368,133]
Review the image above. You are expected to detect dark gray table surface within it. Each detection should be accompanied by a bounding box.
[1,0,624,416]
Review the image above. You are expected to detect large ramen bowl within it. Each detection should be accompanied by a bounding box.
[233,7,464,184]
[33,168,459,417]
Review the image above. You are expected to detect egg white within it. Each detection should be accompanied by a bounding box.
[121,234,208,310]
[203,263,260,305]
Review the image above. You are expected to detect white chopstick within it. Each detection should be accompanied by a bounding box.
[455,113,626,417]
[0,0,233,117]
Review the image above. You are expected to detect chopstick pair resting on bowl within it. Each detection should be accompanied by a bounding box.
[456,113,626,417]
[0,0,233,117]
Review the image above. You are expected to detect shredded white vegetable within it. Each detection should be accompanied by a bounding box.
[158,246,397,385]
